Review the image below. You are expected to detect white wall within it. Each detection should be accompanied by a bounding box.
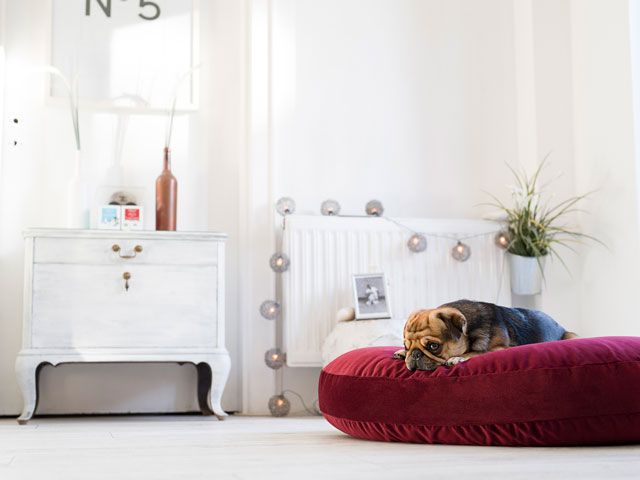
[529,0,582,326]
[505,0,640,337]
[0,0,245,415]
[571,0,640,336]
[272,0,519,219]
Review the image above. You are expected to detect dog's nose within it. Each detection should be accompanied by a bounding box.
[411,349,423,360]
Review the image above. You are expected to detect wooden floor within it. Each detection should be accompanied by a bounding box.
[0,415,639,479]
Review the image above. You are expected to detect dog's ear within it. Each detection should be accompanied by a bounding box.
[434,308,467,341]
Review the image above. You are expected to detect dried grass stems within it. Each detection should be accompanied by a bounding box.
[42,66,80,150]
[165,65,200,149]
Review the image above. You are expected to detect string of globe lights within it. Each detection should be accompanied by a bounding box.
[318,198,511,258]
[262,197,511,417]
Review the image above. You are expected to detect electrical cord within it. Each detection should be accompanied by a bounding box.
[381,216,501,242]
[282,389,321,416]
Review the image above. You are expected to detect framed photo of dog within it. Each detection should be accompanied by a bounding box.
[352,273,392,320]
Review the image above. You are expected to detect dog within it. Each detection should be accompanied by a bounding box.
[394,299,577,371]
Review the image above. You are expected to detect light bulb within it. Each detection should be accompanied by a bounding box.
[495,231,510,249]
[260,300,280,320]
[264,348,285,369]
[269,253,290,273]
[276,197,296,216]
[365,200,384,216]
[451,241,471,262]
[407,233,427,253]
[321,199,341,216]
[268,394,291,417]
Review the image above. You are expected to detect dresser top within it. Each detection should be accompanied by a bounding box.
[24,228,227,241]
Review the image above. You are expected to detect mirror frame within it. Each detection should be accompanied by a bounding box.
[44,0,200,114]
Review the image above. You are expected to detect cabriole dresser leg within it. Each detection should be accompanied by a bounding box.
[209,355,231,420]
[196,356,230,420]
[15,356,41,425]
[196,362,215,417]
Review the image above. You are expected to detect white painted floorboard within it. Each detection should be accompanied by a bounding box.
[0,416,638,480]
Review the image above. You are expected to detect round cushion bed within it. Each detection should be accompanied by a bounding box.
[318,336,640,446]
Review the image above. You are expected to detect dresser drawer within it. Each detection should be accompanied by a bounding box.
[33,237,218,266]
[30,264,219,349]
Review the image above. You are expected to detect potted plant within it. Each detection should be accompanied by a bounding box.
[486,158,601,295]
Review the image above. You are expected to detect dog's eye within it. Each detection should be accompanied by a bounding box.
[426,342,440,353]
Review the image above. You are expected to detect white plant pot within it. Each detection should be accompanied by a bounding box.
[508,253,546,295]
[66,150,90,229]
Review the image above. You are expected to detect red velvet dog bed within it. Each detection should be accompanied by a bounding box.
[319,337,640,446]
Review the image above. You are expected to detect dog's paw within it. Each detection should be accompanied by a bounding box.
[444,356,468,367]
[393,349,407,360]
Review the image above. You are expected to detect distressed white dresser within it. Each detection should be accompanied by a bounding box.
[15,229,230,424]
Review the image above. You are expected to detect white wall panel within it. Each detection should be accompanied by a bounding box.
[271,0,519,220]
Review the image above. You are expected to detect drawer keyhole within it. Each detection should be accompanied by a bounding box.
[123,272,131,291]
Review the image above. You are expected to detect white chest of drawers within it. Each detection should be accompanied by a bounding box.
[15,229,230,424]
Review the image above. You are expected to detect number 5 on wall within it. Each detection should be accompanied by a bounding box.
[139,0,161,21]
[85,0,161,21]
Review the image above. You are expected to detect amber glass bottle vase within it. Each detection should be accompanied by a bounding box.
[155,147,178,231]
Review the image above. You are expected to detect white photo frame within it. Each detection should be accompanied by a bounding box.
[47,0,200,113]
[352,273,392,320]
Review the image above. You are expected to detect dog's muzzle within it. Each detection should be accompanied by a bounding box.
[405,348,438,371]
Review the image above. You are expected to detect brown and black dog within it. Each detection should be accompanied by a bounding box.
[394,299,577,371]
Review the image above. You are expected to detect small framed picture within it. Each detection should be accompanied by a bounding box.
[122,206,144,231]
[97,205,121,230]
[352,273,392,320]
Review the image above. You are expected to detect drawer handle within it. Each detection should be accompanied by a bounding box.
[112,244,143,259]
[123,272,131,291]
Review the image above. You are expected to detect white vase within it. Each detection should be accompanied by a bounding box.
[66,150,90,229]
[508,253,546,295]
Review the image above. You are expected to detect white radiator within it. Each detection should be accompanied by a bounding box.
[282,215,510,367]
